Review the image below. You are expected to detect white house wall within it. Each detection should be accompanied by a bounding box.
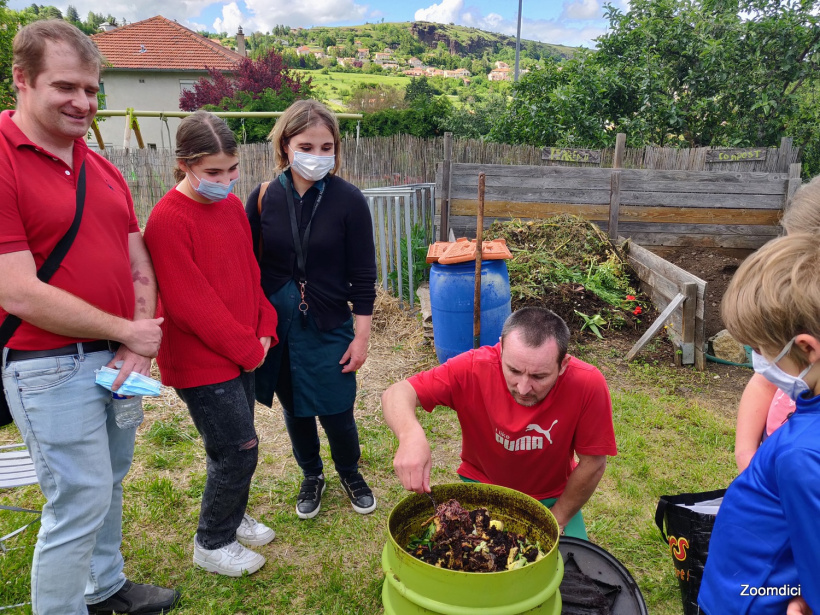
[89,70,208,150]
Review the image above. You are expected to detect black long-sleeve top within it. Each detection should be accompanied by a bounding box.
[246,171,377,332]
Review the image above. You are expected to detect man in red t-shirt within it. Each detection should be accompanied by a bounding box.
[382,307,617,539]
[0,20,179,614]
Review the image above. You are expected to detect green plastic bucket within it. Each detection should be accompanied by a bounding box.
[382,483,563,614]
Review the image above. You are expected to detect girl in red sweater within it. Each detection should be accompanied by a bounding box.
[143,111,279,577]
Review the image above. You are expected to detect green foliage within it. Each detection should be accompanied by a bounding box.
[489,0,820,166]
[387,223,431,302]
[575,311,607,339]
[404,76,438,103]
[211,87,303,143]
[0,0,16,110]
[343,94,454,138]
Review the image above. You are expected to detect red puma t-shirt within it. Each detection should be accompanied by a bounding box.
[409,343,617,500]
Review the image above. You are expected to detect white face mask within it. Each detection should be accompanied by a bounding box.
[752,338,813,401]
[289,146,335,181]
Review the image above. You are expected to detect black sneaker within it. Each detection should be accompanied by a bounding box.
[340,472,377,514]
[296,473,326,519]
[87,580,180,614]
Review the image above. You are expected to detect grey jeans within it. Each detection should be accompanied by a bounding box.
[176,372,258,549]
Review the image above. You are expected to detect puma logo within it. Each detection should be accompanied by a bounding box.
[526,420,558,444]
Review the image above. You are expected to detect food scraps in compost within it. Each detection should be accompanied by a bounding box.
[406,499,545,572]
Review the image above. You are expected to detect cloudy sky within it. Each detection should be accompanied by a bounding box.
[8,0,629,48]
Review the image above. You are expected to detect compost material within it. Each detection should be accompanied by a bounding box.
[406,499,544,572]
[487,216,655,339]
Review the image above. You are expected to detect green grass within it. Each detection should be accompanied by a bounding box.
[297,70,412,111]
[0,330,740,614]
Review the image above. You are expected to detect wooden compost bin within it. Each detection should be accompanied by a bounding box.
[618,240,707,370]
[433,159,806,370]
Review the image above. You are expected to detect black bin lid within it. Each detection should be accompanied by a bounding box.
[558,537,648,615]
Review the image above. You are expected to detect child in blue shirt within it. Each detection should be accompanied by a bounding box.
[699,232,820,615]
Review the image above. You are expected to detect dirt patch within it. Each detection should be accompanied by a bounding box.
[655,248,752,340]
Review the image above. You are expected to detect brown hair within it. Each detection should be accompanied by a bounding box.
[781,175,820,235]
[13,19,103,89]
[173,111,238,182]
[501,307,571,365]
[721,233,820,367]
[268,99,341,174]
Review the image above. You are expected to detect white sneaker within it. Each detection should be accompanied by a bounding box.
[236,514,275,547]
[193,535,266,577]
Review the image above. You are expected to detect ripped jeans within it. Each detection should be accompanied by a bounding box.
[176,372,258,550]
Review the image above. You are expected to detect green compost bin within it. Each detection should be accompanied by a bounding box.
[382,483,563,614]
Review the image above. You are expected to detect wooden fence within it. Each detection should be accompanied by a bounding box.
[437,162,803,250]
[102,135,800,225]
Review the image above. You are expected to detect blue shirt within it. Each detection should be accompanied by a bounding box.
[699,391,820,614]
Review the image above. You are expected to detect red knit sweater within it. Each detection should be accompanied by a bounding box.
[144,188,278,389]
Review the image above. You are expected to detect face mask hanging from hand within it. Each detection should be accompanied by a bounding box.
[95,366,162,397]
[188,170,238,202]
[752,338,813,402]
[289,147,335,182]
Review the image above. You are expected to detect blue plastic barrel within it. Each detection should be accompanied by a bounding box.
[429,260,512,364]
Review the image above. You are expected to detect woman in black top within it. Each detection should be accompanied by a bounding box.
[246,100,378,519]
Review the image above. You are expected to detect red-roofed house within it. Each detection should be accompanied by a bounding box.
[90,15,245,149]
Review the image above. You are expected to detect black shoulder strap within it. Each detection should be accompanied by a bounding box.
[0,161,87,345]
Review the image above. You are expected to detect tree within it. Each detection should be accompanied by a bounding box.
[65,4,79,22]
[345,83,405,112]
[404,77,438,103]
[490,0,820,153]
[179,49,313,143]
[0,0,15,110]
[179,49,310,111]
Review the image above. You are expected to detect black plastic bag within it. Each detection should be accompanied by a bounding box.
[655,489,726,615]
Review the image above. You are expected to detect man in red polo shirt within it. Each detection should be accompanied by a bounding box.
[0,20,179,614]
[382,307,617,539]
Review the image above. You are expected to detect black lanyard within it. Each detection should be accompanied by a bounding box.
[284,174,326,327]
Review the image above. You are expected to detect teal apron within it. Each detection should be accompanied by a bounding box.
[255,280,356,417]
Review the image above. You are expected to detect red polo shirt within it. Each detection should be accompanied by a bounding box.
[0,110,139,350]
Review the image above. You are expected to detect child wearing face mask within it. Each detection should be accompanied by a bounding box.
[734,176,820,472]
[698,233,820,615]
[143,111,279,577]
[246,100,378,521]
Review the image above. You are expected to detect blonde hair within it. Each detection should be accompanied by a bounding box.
[781,175,820,235]
[268,100,341,174]
[721,233,820,367]
[173,110,237,182]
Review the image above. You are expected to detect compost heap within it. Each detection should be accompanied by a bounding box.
[406,499,544,572]
[487,215,649,337]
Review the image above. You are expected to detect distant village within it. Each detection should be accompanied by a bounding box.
[291,41,526,83]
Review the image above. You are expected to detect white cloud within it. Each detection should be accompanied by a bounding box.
[415,0,464,24]
[562,0,601,21]
[213,2,244,34]
[50,0,216,26]
[242,0,368,32]
[410,0,607,47]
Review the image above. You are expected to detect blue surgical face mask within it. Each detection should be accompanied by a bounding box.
[752,338,813,401]
[288,146,335,182]
[95,366,162,397]
[188,169,238,202]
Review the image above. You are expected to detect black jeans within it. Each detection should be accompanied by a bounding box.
[276,347,361,477]
[176,372,258,550]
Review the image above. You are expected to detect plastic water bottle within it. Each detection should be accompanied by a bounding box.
[112,393,144,429]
